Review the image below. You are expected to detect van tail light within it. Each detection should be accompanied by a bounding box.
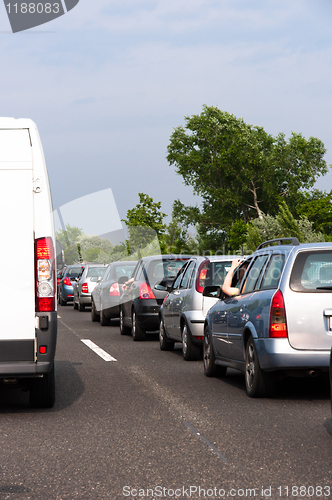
[139,282,155,299]
[81,283,89,293]
[35,237,55,312]
[195,260,209,293]
[269,289,288,338]
[63,277,71,286]
[109,282,120,296]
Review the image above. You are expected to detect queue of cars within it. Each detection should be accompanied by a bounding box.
[57,239,332,400]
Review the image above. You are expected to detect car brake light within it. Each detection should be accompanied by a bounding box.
[35,237,55,312]
[195,260,209,293]
[139,282,155,299]
[81,283,89,293]
[63,277,71,286]
[109,283,120,296]
[269,289,288,338]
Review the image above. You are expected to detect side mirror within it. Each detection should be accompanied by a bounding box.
[203,285,222,298]
[90,276,99,283]
[154,280,172,292]
[118,276,129,285]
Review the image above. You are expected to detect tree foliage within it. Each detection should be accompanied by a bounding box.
[122,193,167,254]
[167,105,328,251]
[244,201,325,253]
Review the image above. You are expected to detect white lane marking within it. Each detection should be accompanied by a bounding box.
[184,421,228,463]
[57,314,61,318]
[81,339,117,362]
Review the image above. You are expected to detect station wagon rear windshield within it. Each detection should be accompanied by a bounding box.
[290,250,332,292]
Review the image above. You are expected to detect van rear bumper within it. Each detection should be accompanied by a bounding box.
[0,361,53,377]
[0,311,57,377]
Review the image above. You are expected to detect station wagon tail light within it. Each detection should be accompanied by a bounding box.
[35,237,55,312]
[139,282,155,299]
[195,260,209,293]
[109,283,120,296]
[82,283,89,293]
[63,277,71,286]
[269,289,288,338]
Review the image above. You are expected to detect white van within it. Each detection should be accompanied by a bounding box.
[0,118,57,408]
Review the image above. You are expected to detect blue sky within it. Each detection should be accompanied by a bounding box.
[1,0,332,235]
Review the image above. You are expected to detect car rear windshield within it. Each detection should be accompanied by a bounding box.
[290,250,332,292]
[201,260,233,287]
[87,267,105,278]
[66,268,83,278]
[115,265,136,280]
[147,259,188,281]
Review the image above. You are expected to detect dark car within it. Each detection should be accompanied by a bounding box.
[91,260,138,325]
[58,264,85,305]
[119,255,191,341]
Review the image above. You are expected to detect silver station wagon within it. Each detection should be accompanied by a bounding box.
[159,255,239,360]
[203,238,332,397]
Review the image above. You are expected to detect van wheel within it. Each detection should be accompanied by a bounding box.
[29,365,55,408]
[132,310,146,341]
[91,300,99,322]
[245,335,276,398]
[159,319,174,351]
[120,308,131,335]
[203,327,227,377]
[182,324,201,361]
[78,300,85,312]
[100,309,110,326]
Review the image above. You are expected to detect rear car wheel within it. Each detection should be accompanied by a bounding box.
[120,308,131,335]
[91,299,99,322]
[203,327,227,377]
[100,308,111,326]
[159,319,174,351]
[29,365,55,408]
[245,335,276,398]
[132,310,146,341]
[78,299,85,312]
[182,324,201,361]
[59,292,66,306]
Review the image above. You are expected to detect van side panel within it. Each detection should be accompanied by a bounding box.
[0,130,35,341]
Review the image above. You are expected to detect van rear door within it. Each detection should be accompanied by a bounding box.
[0,129,35,345]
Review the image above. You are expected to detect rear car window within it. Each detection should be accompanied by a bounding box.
[147,259,188,281]
[198,260,233,289]
[243,255,269,293]
[66,267,83,278]
[115,265,136,280]
[290,250,332,292]
[86,267,105,278]
[261,254,285,289]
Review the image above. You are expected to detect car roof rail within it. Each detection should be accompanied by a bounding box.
[256,237,300,250]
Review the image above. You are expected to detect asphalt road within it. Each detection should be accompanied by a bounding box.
[0,304,331,500]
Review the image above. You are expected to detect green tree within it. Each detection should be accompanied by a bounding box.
[162,202,198,254]
[122,193,167,254]
[297,189,332,235]
[55,224,83,264]
[167,105,328,250]
[244,201,325,253]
